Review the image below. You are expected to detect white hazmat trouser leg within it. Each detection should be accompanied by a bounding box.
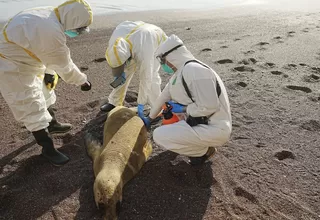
[0,71,52,132]
[153,120,229,157]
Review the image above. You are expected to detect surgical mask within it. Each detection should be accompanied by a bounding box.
[161,64,174,74]
[64,30,79,38]
[64,27,90,38]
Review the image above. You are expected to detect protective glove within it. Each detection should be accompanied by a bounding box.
[137,104,144,118]
[44,73,59,90]
[110,72,126,89]
[167,101,185,113]
[81,80,92,91]
[139,115,151,130]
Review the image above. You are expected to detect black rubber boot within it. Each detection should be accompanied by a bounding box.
[47,107,72,134]
[188,147,216,166]
[32,128,70,166]
[100,102,116,112]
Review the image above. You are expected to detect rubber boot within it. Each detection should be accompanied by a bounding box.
[47,107,72,134]
[100,102,115,112]
[188,147,216,166]
[32,128,70,166]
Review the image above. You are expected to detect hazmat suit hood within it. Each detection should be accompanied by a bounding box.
[155,34,195,70]
[56,0,93,31]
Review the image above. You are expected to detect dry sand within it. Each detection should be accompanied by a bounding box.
[1,5,320,220]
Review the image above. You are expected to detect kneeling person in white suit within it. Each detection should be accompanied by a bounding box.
[139,34,232,165]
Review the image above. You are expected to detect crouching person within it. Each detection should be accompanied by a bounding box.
[138,34,232,165]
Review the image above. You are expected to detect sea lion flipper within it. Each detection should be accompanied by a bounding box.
[84,132,102,161]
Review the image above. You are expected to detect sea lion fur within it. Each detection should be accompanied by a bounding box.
[85,106,152,220]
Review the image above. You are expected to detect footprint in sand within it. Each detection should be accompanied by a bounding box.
[216,59,233,64]
[257,42,269,46]
[274,150,295,160]
[308,96,320,102]
[271,71,283,75]
[238,58,257,65]
[311,67,320,74]
[233,66,255,72]
[299,63,308,67]
[234,38,241,41]
[302,28,309,33]
[255,42,270,50]
[257,62,276,69]
[243,50,255,55]
[200,48,212,52]
[284,64,298,70]
[80,66,89,71]
[256,143,267,148]
[220,45,228,49]
[300,120,320,131]
[234,187,258,203]
[287,31,295,37]
[286,85,312,93]
[272,36,284,43]
[87,100,100,108]
[73,100,100,113]
[93,57,106,63]
[273,36,282,40]
[303,74,320,83]
[237,82,247,87]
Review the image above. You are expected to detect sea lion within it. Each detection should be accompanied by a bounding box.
[85,106,153,220]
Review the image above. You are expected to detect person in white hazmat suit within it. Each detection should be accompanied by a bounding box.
[100,21,167,119]
[139,34,232,165]
[0,0,93,166]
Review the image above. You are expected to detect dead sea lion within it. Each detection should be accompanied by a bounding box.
[85,106,152,220]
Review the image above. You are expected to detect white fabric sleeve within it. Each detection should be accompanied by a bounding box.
[136,32,159,105]
[137,60,152,105]
[149,83,171,119]
[186,74,220,117]
[32,26,87,86]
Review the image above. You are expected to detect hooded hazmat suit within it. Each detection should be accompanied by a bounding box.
[149,35,232,157]
[0,0,93,132]
[104,21,167,108]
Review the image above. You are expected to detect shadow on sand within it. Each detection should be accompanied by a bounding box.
[0,110,214,220]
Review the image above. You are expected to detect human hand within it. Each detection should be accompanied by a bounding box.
[140,115,151,130]
[44,73,59,90]
[81,80,91,91]
[167,101,185,113]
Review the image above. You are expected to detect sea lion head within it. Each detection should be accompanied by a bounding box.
[94,172,123,220]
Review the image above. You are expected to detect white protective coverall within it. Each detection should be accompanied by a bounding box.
[149,35,232,157]
[105,21,167,107]
[0,0,93,132]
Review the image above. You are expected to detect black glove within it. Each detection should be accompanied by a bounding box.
[81,81,91,91]
[44,73,58,89]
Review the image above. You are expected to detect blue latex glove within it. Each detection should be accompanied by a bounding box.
[137,104,144,118]
[114,72,126,81]
[167,101,185,113]
[140,116,151,130]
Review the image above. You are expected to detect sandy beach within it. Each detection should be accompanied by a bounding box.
[0,5,320,220]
